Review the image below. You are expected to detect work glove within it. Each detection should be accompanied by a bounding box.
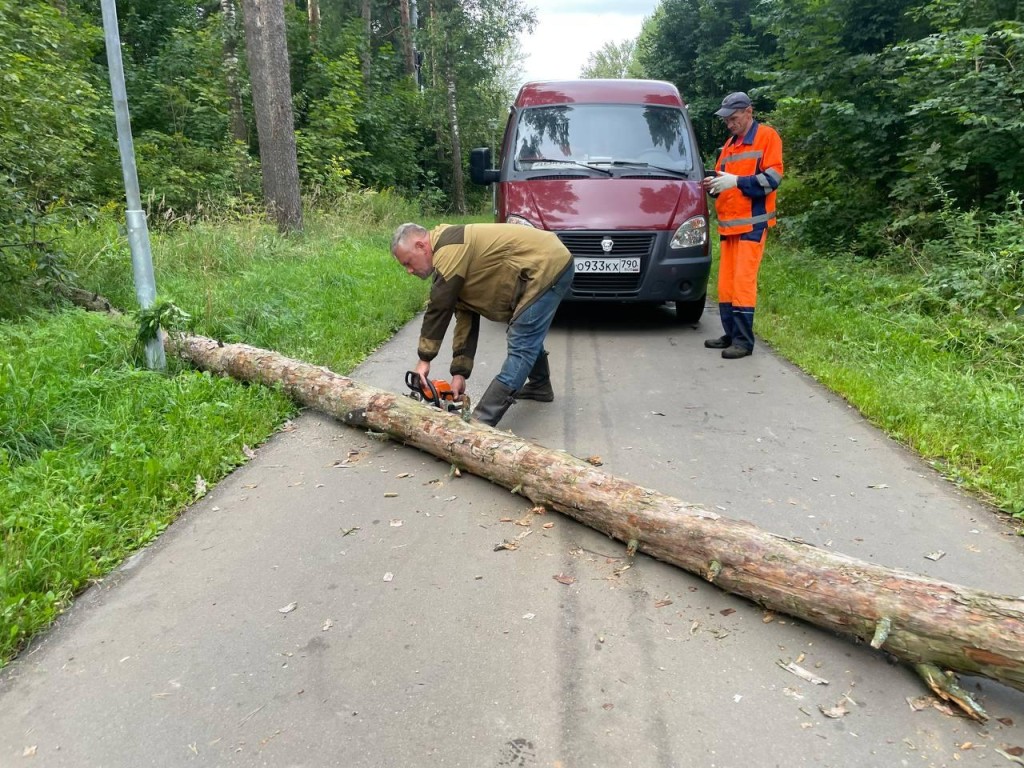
[707,172,738,195]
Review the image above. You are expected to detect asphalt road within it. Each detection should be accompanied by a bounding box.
[2,302,1023,768]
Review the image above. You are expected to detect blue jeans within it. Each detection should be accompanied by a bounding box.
[496,265,574,391]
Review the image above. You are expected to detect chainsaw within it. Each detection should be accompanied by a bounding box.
[405,370,467,414]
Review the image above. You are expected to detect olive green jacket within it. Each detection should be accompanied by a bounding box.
[418,223,572,378]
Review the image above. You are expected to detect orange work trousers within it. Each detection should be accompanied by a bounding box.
[716,232,766,351]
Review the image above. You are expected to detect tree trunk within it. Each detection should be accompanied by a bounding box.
[398,0,416,78]
[239,0,303,232]
[444,61,466,214]
[165,333,1024,709]
[307,0,320,44]
[360,0,372,84]
[219,0,249,144]
[427,0,445,174]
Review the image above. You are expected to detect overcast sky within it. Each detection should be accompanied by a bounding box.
[518,0,660,84]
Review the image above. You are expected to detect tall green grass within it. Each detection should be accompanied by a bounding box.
[62,205,432,372]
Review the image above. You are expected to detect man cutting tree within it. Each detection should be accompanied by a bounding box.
[391,222,573,427]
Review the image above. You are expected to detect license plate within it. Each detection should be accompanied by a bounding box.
[573,257,641,274]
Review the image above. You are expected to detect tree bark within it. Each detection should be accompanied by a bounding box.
[398,0,416,78]
[55,284,121,314]
[444,62,466,214]
[219,0,249,144]
[360,0,372,84]
[240,0,303,232]
[307,0,320,44]
[165,333,1024,710]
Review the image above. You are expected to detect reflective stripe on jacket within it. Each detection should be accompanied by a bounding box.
[713,121,784,237]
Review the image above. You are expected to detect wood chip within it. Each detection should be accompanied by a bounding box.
[996,748,1024,766]
[819,700,849,718]
[907,695,935,711]
[776,660,829,685]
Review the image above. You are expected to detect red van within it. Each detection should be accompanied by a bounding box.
[469,79,710,323]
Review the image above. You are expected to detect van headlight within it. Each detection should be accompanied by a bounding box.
[506,215,536,227]
[670,216,707,249]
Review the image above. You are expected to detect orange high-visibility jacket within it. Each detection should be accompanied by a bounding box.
[713,121,784,237]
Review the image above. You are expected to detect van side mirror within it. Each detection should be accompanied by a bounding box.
[470,147,500,185]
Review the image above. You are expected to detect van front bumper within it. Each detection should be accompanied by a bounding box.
[556,230,711,303]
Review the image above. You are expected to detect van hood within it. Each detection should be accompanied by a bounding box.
[503,177,706,231]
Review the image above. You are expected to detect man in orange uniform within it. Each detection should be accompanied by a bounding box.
[702,92,783,359]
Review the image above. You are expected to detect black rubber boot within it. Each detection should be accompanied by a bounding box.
[517,352,554,402]
[472,379,517,427]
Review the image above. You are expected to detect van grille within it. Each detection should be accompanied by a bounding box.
[557,232,656,296]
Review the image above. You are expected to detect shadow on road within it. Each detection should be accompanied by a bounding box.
[552,300,706,332]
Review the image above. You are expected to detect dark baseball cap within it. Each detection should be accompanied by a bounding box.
[714,92,752,117]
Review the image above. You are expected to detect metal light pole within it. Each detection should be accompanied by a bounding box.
[100,0,166,371]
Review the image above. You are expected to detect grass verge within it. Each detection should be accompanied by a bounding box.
[1,204,444,665]
[0,310,295,662]
[62,206,433,372]
[755,243,1024,519]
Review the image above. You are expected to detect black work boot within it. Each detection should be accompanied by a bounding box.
[472,379,517,427]
[703,335,732,349]
[721,345,752,359]
[517,352,554,402]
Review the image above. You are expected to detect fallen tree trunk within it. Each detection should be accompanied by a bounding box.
[167,333,1024,713]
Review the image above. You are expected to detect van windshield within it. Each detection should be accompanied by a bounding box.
[512,103,696,174]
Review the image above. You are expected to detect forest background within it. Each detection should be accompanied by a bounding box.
[2,0,1022,258]
[0,0,1022,662]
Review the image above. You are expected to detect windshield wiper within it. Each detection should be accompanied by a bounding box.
[523,158,613,176]
[605,159,690,177]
